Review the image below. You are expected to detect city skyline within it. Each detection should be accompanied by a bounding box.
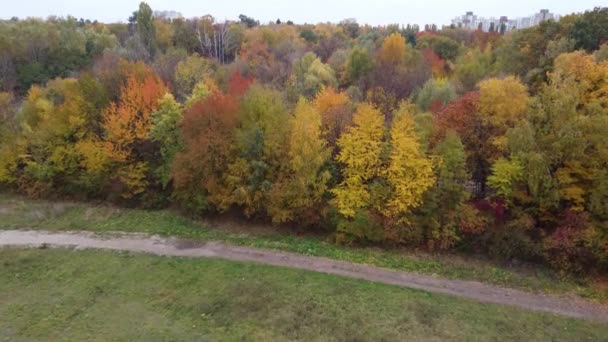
[451,9,561,32]
[1,1,604,27]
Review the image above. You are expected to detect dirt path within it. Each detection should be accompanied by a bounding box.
[1,229,607,323]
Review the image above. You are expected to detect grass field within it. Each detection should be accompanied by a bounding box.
[1,193,606,303]
[1,248,607,341]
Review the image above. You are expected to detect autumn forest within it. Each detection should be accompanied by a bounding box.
[1,4,608,276]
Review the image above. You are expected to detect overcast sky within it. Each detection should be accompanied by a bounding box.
[2,0,604,26]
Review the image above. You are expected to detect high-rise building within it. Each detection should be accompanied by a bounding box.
[450,9,560,32]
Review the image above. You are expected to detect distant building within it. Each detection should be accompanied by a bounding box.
[451,9,560,32]
[153,10,183,20]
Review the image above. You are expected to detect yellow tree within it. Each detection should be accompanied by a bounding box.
[379,33,409,66]
[478,76,529,152]
[551,51,608,110]
[383,104,436,220]
[332,104,384,217]
[478,76,529,127]
[268,98,331,224]
[0,92,18,184]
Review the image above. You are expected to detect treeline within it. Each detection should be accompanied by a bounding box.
[1,3,608,275]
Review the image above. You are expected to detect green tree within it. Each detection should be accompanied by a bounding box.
[415,78,456,112]
[454,47,493,91]
[419,131,470,250]
[174,54,213,101]
[291,52,337,98]
[346,46,373,84]
[226,85,290,217]
[487,158,524,204]
[134,2,157,58]
[571,7,608,51]
[150,93,183,188]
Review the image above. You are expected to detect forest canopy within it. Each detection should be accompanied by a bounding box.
[1,4,608,275]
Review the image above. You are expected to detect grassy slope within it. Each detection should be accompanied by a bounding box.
[1,248,607,341]
[0,193,606,302]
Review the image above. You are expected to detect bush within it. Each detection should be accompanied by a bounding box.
[335,209,384,244]
[544,210,598,274]
[483,212,541,262]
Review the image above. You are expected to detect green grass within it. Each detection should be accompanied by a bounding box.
[1,248,607,341]
[0,193,606,303]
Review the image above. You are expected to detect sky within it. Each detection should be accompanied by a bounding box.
[2,0,604,27]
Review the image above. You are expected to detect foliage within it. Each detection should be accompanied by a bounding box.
[487,158,524,203]
[225,84,290,217]
[346,46,374,83]
[419,131,471,250]
[454,47,493,91]
[379,33,409,66]
[172,73,251,213]
[133,1,157,58]
[570,7,608,51]
[98,70,167,200]
[2,4,608,275]
[268,98,331,224]
[149,93,182,188]
[478,77,529,128]
[174,54,213,100]
[415,78,456,112]
[332,104,384,218]
[383,104,436,221]
[313,87,352,151]
[290,52,337,98]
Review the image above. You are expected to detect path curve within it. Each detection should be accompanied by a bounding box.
[1,229,607,323]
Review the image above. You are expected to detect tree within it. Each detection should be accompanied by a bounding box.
[478,77,529,128]
[268,98,331,224]
[346,46,373,83]
[454,47,493,91]
[0,92,18,184]
[415,78,456,112]
[150,93,182,188]
[172,90,240,213]
[478,77,529,152]
[239,14,259,28]
[434,92,498,196]
[419,131,470,250]
[9,79,96,196]
[416,34,461,62]
[551,51,608,110]
[487,158,524,204]
[290,52,337,98]
[596,44,608,62]
[225,85,290,217]
[571,7,608,51]
[332,104,384,218]
[499,24,507,35]
[174,54,213,100]
[379,33,408,66]
[134,2,157,58]
[97,71,167,200]
[383,104,436,221]
[314,87,352,152]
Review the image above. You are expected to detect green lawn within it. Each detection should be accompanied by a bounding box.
[1,248,607,341]
[0,193,606,303]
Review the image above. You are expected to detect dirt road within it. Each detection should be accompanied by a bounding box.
[1,229,607,323]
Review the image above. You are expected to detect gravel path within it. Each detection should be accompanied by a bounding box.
[1,229,607,323]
